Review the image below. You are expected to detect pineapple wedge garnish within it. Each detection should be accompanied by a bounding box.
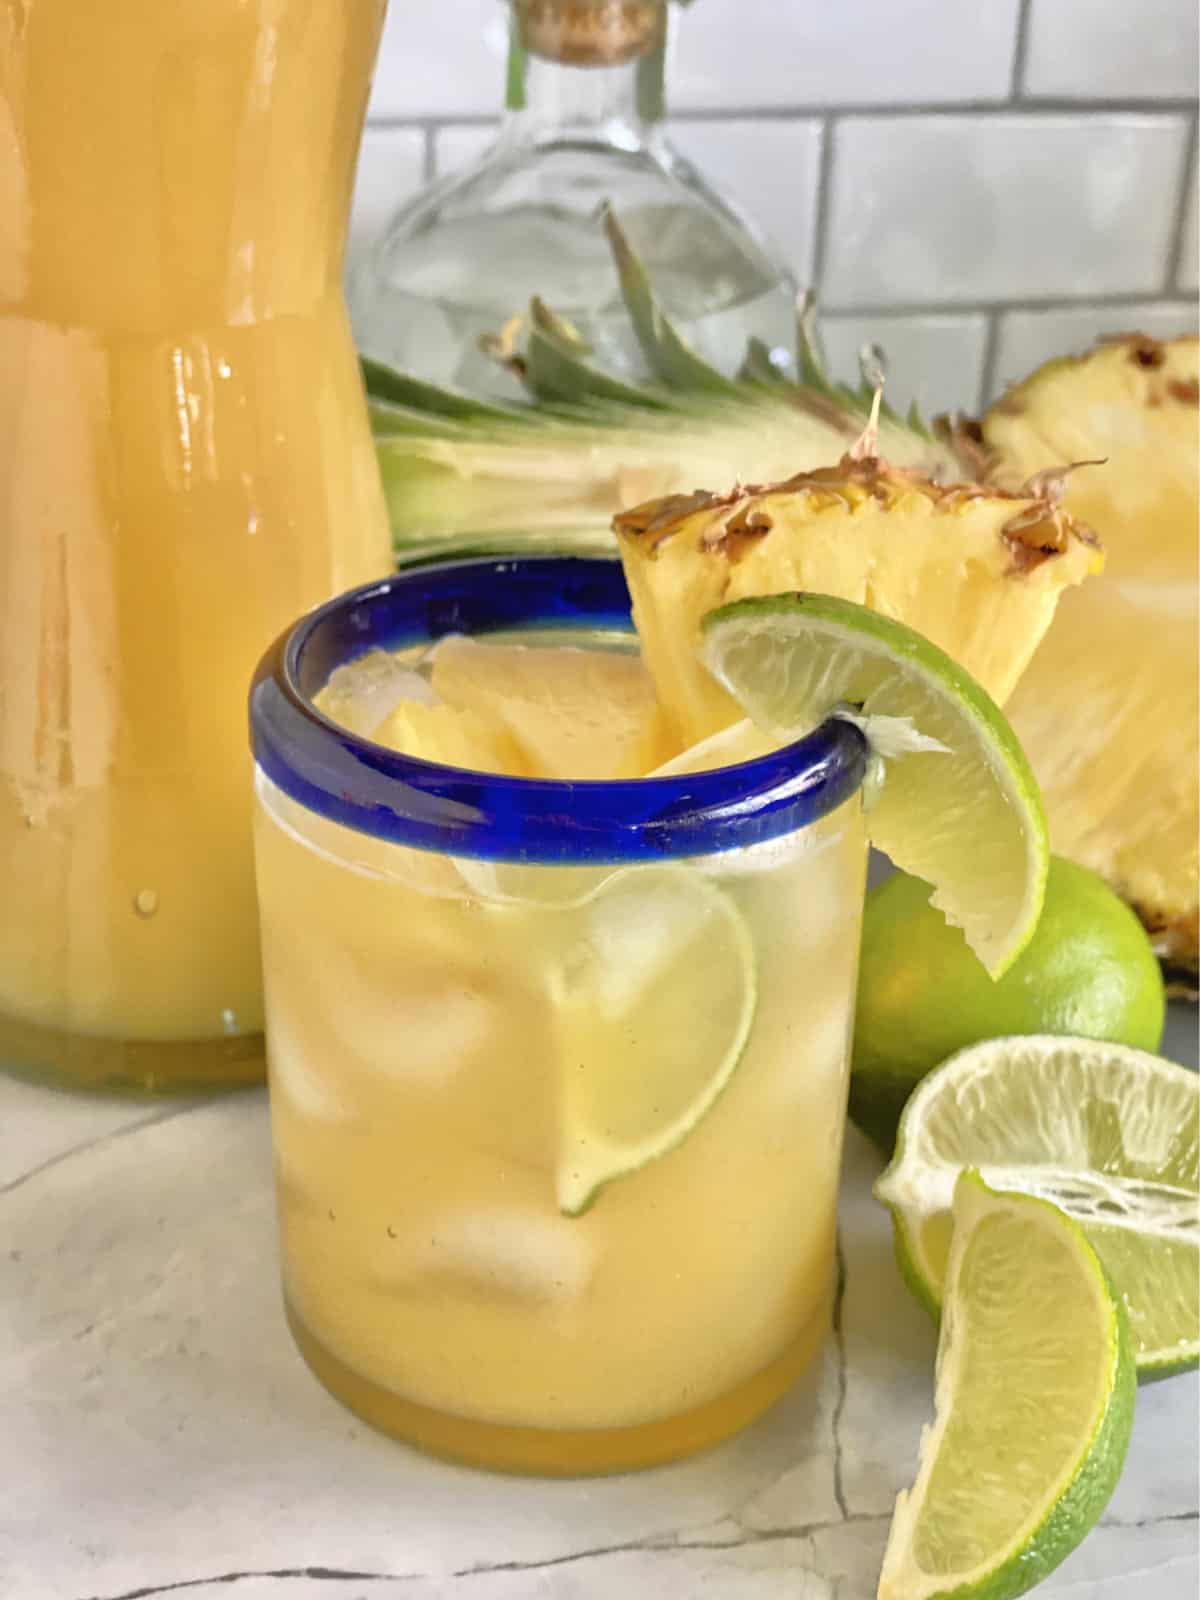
[430,636,671,779]
[614,453,1104,748]
[982,334,1199,981]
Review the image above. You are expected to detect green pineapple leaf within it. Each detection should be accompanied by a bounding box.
[604,205,743,397]
[525,298,671,409]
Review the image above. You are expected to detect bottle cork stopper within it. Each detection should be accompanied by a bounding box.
[516,0,664,67]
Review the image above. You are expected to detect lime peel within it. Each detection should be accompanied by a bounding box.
[876,1035,1200,1378]
[700,592,1048,979]
[878,1170,1136,1600]
[552,864,757,1217]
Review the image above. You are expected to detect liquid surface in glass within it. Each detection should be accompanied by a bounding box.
[0,0,393,1090]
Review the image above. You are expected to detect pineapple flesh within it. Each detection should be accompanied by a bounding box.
[430,636,670,779]
[614,455,1103,748]
[982,334,1199,980]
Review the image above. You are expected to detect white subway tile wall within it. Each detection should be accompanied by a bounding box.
[1023,0,1199,101]
[993,300,1200,392]
[431,122,500,179]
[666,0,1023,112]
[818,313,990,418]
[1180,145,1199,294]
[823,115,1188,305]
[353,1,1199,410]
[368,1,505,119]
[347,127,426,259]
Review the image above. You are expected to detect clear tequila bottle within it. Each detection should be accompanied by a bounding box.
[349,0,797,397]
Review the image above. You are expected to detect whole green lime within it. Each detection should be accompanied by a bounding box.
[850,857,1166,1152]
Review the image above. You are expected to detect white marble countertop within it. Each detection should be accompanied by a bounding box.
[2,1009,1196,1600]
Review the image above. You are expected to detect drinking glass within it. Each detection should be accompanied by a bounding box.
[250,556,869,1474]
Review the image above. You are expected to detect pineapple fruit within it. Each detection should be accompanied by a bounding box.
[980,334,1199,981]
[365,211,1196,983]
[614,455,1103,748]
[429,636,670,779]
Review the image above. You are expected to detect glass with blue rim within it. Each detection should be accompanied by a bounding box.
[250,554,870,1475]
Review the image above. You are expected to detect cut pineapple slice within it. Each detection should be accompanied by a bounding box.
[984,335,1199,978]
[372,699,529,777]
[614,455,1103,748]
[431,636,671,779]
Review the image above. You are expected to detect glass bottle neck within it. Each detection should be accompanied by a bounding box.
[504,2,668,149]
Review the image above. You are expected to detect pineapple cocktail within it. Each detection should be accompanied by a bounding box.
[250,556,870,1474]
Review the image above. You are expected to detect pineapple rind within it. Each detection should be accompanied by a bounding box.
[984,335,1198,586]
[614,456,1103,748]
[985,334,1200,978]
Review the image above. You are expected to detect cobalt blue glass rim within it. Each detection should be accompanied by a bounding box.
[248,554,868,865]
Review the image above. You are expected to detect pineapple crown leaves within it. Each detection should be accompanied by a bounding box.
[362,210,968,474]
[848,380,885,462]
[523,296,675,411]
[602,204,744,398]
[795,293,934,441]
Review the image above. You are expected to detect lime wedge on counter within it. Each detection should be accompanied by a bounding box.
[877,1170,1135,1600]
[876,1035,1200,1378]
[554,864,756,1216]
[700,593,1048,978]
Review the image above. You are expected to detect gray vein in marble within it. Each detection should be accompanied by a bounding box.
[81,1570,419,1600]
[675,1515,889,1548]
[1102,1511,1199,1529]
[0,1101,201,1197]
[58,1507,1200,1600]
[1046,1554,1200,1596]
[830,1237,850,1521]
[79,1520,894,1600]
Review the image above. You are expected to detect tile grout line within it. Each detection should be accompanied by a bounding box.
[365,97,1199,132]
[809,115,837,300]
[818,292,1198,319]
[1164,110,1199,294]
[979,311,1005,410]
[1008,0,1035,102]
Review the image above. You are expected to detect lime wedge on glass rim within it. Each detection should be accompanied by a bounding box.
[553,864,757,1216]
[554,591,1049,1214]
[700,592,1049,979]
[876,1035,1200,1378]
[878,1170,1135,1600]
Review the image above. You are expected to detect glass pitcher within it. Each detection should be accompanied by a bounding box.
[0,0,394,1092]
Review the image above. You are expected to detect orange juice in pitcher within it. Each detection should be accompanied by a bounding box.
[0,0,393,1090]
